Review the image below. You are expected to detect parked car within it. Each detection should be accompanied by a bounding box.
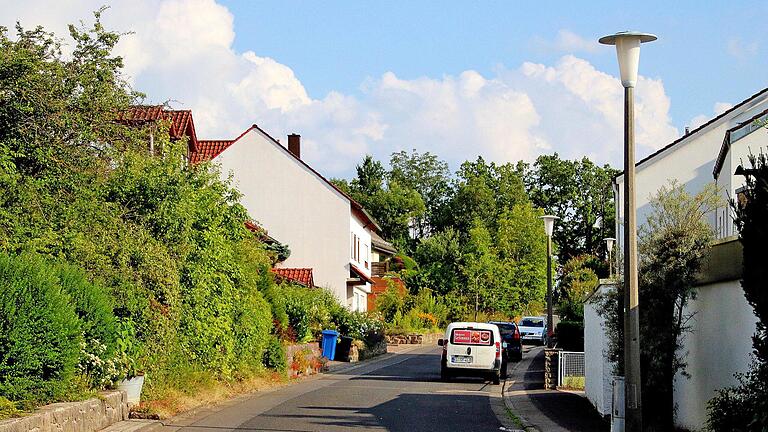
[489,321,522,362]
[438,322,504,384]
[518,316,547,345]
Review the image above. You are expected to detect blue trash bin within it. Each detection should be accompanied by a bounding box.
[321,330,339,360]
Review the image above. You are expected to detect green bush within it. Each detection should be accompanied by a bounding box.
[262,337,286,371]
[0,396,19,420]
[556,320,584,351]
[0,254,83,404]
[57,263,121,388]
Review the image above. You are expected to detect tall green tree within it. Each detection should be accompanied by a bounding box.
[522,154,619,263]
[332,155,425,248]
[389,149,452,239]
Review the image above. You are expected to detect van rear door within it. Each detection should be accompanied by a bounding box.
[446,327,496,370]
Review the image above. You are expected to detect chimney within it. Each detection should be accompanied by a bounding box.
[288,134,301,159]
[685,126,690,135]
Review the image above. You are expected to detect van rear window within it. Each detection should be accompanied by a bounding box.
[451,329,493,346]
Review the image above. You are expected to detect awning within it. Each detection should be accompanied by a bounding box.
[349,263,375,285]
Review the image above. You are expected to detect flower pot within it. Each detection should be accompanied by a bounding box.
[118,374,145,406]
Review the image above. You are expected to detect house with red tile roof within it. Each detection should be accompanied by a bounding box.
[123,106,379,311]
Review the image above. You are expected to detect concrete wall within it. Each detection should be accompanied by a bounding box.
[0,391,128,432]
[214,129,351,303]
[673,279,757,430]
[584,282,616,417]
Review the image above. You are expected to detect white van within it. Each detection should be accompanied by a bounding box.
[438,322,504,384]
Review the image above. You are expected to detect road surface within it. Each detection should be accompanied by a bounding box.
[154,345,509,432]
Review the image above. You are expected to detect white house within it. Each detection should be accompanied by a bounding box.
[121,107,378,311]
[585,88,767,429]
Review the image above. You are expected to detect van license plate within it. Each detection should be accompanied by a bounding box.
[452,355,472,363]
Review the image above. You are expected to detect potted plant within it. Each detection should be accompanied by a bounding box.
[115,320,144,406]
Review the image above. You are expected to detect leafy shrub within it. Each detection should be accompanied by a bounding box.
[556,320,584,351]
[0,396,19,420]
[262,337,286,371]
[57,262,121,388]
[0,253,83,404]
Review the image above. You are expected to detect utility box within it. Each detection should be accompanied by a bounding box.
[611,376,625,432]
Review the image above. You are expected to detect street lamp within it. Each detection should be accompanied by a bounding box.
[603,237,616,279]
[540,215,558,348]
[600,30,657,432]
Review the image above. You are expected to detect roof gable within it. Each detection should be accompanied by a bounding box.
[616,87,768,181]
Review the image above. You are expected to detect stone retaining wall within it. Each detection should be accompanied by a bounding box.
[544,348,561,389]
[0,390,128,432]
[286,342,324,377]
[386,332,442,345]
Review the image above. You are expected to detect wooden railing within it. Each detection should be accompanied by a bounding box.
[371,261,389,277]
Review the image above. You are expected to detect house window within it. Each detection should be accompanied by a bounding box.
[351,233,357,260]
[364,244,369,269]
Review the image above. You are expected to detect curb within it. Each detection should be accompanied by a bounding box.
[500,357,541,432]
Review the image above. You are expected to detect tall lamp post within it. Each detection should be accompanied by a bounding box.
[540,215,558,348]
[604,237,616,279]
[599,31,657,432]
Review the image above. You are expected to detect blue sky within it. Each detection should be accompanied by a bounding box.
[2,0,766,176]
[221,0,767,130]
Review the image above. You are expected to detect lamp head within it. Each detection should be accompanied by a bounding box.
[603,237,616,253]
[599,31,657,88]
[540,215,559,237]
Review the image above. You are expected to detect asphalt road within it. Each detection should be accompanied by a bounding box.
[155,345,508,432]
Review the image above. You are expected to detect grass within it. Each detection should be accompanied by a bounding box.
[504,405,525,429]
[137,369,288,419]
[561,376,585,390]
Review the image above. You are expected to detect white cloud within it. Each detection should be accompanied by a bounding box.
[689,101,734,130]
[727,37,759,61]
[1,1,680,176]
[531,29,600,54]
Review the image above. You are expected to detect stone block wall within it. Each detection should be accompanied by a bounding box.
[286,342,324,377]
[385,332,442,345]
[0,391,128,432]
[544,348,561,389]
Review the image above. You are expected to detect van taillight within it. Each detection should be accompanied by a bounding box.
[495,341,501,358]
[514,327,521,340]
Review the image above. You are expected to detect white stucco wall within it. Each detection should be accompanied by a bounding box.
[673,279,757,430]
[212,128,351,303]
[348,213,372,310]
[584,283,616,417]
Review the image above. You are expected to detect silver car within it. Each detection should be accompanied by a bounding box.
[518,316,547,345]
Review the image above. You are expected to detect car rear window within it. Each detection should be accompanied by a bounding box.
[450,328,494,346]
[493,323,515,334]
[520,318,544,327]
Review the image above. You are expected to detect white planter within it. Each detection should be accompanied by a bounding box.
[117,374,145,406]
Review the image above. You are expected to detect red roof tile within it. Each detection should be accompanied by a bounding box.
[273,268,315,287]
[117,106,199,152]
[190,140,234,164]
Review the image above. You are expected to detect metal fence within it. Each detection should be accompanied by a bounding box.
[558,351,585,387]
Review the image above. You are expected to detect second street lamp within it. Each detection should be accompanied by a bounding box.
[604,237,616,279]
[540,215,558,348]
[599,30,657,432]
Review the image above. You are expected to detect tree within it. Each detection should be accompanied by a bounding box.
[332,155,425,248]
[389,150,452,239]
[522,154,619,263]
[557,255,599,322]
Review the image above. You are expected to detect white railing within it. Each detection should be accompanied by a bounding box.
[558,351,585,387]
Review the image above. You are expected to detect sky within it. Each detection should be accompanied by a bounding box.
[2,0,767,177]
